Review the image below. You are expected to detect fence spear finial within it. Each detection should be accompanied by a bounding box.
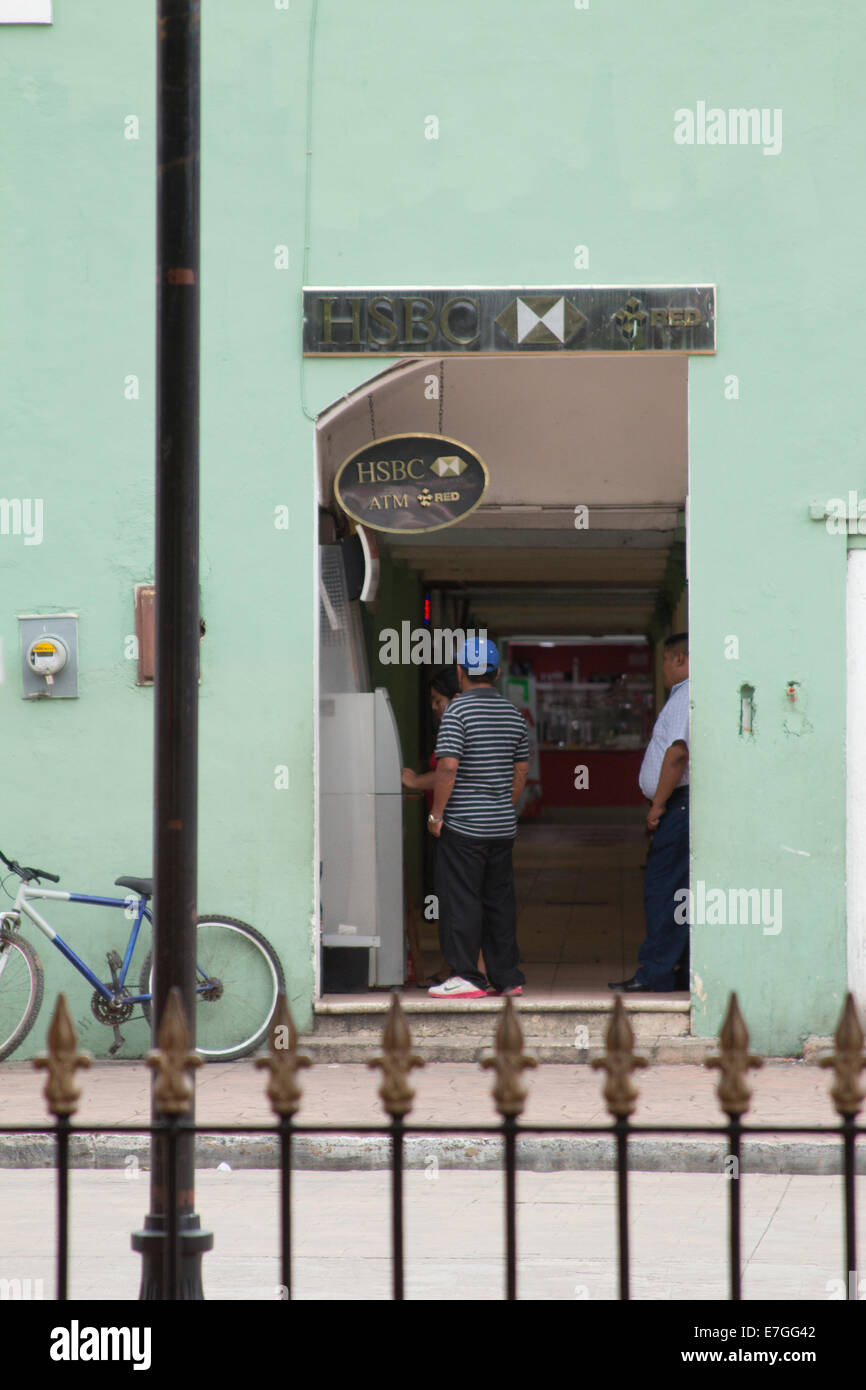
[33,994,91,1117]
[591,995,648,1118]
[820,993,866,1118]
[256,992,311,1117]
[481,996,537,1118]
[705,993,763,1117]
[368,993,424,1117]
[146,986,201,1115]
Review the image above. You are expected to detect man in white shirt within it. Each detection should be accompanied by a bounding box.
[609,632,690,993]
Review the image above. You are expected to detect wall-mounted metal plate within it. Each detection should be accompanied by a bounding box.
[19,614,78,698]
[134,585,155,684]
[303,285,716,356]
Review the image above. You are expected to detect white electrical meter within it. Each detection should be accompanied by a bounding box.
[27,635,68,685]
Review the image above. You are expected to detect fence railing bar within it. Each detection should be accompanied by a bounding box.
[391,1117,405,1301]
[165,1114,179,1300]
[705,994,762,1305]
[56,1115,70,1302]
[255,993,311,1304]
[367,996,423,1302]
[728,1118,742,1301]
[2,1122,863,1139]
[505,1116,518,1300]
[817,995,866,1304]
[279,1118,293,1300]
[479,997,536,1302]
[32,996,90,1303]
[843,1117,857,1300]
[19,989,866,1304]
[616,1118,630,1300]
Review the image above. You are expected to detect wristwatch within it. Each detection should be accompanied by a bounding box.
[428,814,442,823]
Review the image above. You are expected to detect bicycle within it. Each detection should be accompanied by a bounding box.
[0,848,286,1063]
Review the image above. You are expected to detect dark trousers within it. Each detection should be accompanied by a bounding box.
[435,825,525,991]
[636,788,690,990]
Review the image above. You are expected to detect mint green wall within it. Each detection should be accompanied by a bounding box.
[302,0,859,1052]
[0,3,317,1053]
[2,1,861,1054]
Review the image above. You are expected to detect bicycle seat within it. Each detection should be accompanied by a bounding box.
[115,876,153,899]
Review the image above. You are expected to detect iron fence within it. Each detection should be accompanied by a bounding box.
[1,988,864,1302]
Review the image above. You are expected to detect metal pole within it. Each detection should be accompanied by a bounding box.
[132,0,212,1298]
[504,1116,517,1301]
[391,1117,405,1301]
[616,1118,630,1300]
[56,1116,69,1302]
[842,1116,857,1301]
[728,1119,742,1301]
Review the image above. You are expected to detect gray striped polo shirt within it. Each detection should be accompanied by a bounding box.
[435,687,530,839]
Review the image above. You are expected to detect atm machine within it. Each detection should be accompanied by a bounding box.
[318,539,405,989]
[319,689,404,987]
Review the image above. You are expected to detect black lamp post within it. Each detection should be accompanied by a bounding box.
[131,0,212,1299]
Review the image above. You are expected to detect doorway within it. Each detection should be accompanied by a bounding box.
[316,353,689,1000]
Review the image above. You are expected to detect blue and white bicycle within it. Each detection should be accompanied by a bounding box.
[0,848,285,1062]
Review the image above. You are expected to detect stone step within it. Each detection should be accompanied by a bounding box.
[303,999,704,1065]
[311,998,690,1043]
[296,1032,716,1065]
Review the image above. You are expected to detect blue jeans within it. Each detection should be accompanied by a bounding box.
[635,789,689,990]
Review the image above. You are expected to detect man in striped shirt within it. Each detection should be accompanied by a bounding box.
[426,638,530,999]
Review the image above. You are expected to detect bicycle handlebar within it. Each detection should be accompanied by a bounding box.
[0,848,60,884]
[23,866,60,884]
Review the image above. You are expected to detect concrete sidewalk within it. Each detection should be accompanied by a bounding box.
[1,1057,861,1174]
[2,1169,863,1300]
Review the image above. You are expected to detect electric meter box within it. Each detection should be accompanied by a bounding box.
[19,614,79,698]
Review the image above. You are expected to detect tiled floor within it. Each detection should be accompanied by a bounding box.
[379,818,660,1002]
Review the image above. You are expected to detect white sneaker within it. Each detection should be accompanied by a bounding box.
[427,975,487,999]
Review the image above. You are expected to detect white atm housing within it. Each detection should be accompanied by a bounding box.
[319,688,405,987]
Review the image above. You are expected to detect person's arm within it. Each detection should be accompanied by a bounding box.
[428,756,458,837]
[647,740,689,829]
[401,768,436,791]
[512,759,529,805]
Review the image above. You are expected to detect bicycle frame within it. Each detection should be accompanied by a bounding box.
[1,881,152,1004]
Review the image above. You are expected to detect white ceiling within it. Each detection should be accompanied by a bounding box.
[316,354,688,635]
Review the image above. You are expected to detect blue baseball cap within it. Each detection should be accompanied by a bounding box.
[456,637,500,674]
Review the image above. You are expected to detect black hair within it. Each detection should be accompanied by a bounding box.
[664,632,689,656]
[430,666,460,700]
[461,666,499,685]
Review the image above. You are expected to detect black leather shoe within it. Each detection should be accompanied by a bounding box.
[608,976,653,992]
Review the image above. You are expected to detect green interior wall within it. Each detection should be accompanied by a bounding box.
[360,547,424,909]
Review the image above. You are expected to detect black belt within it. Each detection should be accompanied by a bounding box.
[669,786,689,800]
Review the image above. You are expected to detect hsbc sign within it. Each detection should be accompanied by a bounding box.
[333,434,489,534]
[303,286,715,355]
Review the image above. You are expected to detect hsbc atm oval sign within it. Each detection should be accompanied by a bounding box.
[334,433,489,534]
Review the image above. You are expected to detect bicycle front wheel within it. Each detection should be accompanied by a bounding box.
[0,932,44,1062]
[141,916,285,1061]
